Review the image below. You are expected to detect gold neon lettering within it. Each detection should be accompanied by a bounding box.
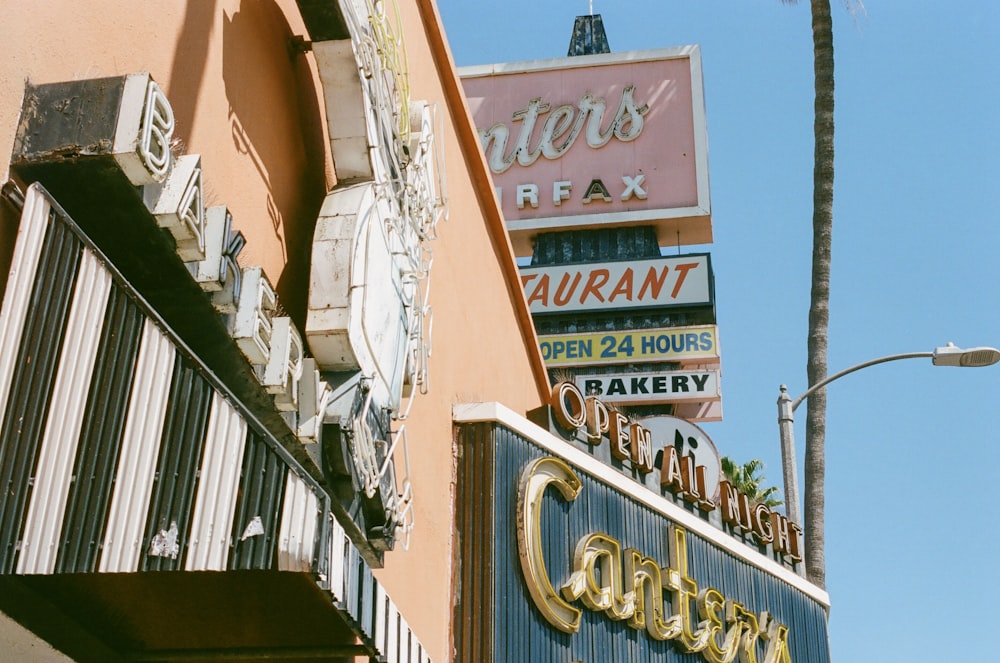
[552,382,587,431]
[562,533,635,621]
[624,548,682,641]
[730,603,763,663]
[517,457,796,661]
[665,524,712,652]
[760,613,794,663]
[697,588,750,663]
[516,457,583,633]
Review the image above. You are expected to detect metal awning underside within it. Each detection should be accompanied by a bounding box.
[1,572,364,662]
[0,186,430,663]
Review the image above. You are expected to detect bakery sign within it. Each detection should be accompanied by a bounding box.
[460,47,711,256]
[576,369,720,404]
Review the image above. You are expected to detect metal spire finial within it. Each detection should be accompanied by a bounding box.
[567,10,610,56]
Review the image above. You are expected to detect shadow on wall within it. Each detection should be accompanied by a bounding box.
[167,0,218,140]
[0,193,20,297]
[222,0,328,327]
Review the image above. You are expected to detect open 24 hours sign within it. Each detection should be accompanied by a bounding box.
[538,324,719,368]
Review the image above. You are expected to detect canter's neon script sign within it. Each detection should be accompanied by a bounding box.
[517,456,794,663]
[479,86,648,174]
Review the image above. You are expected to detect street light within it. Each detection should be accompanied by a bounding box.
[777,343,1000,524]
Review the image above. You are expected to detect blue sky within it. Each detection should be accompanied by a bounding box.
[436,1,1000,660]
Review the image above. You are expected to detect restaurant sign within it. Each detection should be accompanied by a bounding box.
[520,254,712,315]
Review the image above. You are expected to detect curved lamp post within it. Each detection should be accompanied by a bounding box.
[777,343,1000,525]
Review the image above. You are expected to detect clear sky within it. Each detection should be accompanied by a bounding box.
[435,1,1000,661]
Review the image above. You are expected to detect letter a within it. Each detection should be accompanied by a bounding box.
[582,179,613,204]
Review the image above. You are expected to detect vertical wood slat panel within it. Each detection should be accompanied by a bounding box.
[17,249,112,574]
[185,392,247,571]
[454,422,494,663]
[99,320,176,572]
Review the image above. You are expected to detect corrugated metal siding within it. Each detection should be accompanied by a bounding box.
[17,249,112,574]
[326,514,348,604]
[0,190,50,415]
[55,288,145,573]
[278,471,321,572]
[228,429,288,570]
[101,319,176,573]
[0,187,311,579]
[0,216,82,573]
[185,392,248,571]
[0,184,435,663]
[140,353,211,572]
[456,422,831,663]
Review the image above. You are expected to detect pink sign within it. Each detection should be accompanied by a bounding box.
[461,48,712,255]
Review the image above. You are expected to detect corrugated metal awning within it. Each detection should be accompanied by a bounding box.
[0,184,430,663]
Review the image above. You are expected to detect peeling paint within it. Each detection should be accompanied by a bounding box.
[149,521,179,559]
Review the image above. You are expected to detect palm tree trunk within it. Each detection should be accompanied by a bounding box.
[804,0,835,590]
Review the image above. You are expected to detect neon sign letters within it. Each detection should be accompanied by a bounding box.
[517,456,795,662]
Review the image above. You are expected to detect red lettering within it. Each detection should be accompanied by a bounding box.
[551,381,586,430]
[526,274,550,307]
[608,268,634,302]
[720,481,752,530]
[579,269,610,304]
[637,266,668,300]
[553,272,582,306]
[660,446,685,493]
[609,411,630,461]
[670,262,700,298]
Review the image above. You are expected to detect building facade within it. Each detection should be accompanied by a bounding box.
[0,2,829,662]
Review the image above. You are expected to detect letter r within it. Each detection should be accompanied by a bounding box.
[517,184,539,209]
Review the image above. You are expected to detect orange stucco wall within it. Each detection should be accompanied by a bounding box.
[373,3,551,659]
[0,0,332,324]
[1,1,548,661]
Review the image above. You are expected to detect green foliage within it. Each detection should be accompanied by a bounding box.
[721,456,783,509]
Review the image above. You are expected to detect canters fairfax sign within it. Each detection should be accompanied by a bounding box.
[460,47,711,256]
